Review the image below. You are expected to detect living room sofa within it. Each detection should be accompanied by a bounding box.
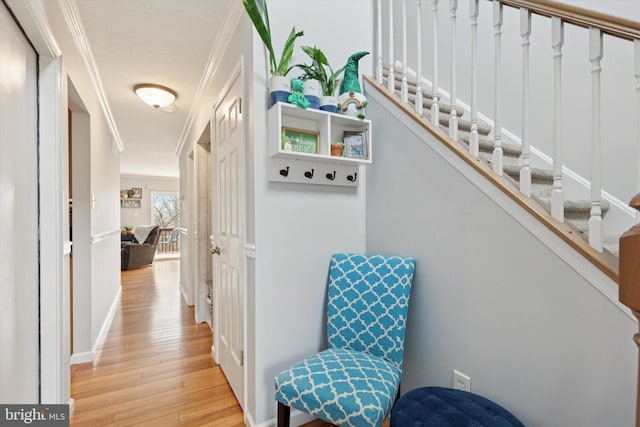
[121,225,161,271]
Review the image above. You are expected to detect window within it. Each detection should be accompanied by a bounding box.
[151,192,180,228]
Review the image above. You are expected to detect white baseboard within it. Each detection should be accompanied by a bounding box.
[71,286,122,366]
[70,350,95,365]
[93,286,121,353]
[179,280,194,306]
[245,412,257,427]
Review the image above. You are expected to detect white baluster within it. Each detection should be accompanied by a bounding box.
[589,28,603,252]
[551,17,565,222]
[492,0,503,175]
[401,0,409,102]
[377,0,383,84]
[635,40,640,223]
[416,0,424,115]
[432,0,440,127]
[388,0,396,93]
[469,0,479,157]
[520,9,532,196]
[449,0,458,141]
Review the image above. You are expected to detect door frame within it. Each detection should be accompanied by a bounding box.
[5,0,71,406]
[194,127,212,325]
[210,57,248,408]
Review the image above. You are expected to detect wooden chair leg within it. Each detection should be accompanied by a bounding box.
[277,402,290,427]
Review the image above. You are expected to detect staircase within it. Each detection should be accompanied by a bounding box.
[370,0,640,281]
[381,66,618,256]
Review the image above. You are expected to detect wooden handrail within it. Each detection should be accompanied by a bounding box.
[499,0,640,41]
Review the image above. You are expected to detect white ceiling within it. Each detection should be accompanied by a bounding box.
[74,0,234,178]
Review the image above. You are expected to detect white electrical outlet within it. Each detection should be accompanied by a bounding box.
[453,369,471,392]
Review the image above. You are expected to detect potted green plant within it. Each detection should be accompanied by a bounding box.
[295,46,345,113]
[124,225,134,235]
[242,0,303,106]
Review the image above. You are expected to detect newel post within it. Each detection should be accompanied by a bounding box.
[619,193,640,427]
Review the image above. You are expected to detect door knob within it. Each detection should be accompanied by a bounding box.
[210,246,221,255]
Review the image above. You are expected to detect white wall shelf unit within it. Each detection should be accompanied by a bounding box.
[120,199,141,208]
[268,102,372,187]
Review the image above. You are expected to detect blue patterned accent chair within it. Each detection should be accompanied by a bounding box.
[274,253,416,427]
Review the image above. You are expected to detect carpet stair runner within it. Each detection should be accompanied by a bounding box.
[381,67,618,257]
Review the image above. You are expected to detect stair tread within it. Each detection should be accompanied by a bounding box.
[405,91,464,117]
[389,87,466,119]
[384,67,495,135]
[535,196,610,213]
[458,132,521,155]
[384,68,435,99]
[503,163,553,181]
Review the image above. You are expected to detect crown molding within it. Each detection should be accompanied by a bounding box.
[175,1,244,157]
[58,0,124,152]
[21,0,62,57]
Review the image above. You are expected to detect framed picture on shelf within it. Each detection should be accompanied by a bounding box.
[281,127,319,154]
[130,187,142,198]
[343,131,367,159]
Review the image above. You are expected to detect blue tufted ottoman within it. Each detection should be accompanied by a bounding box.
[391,386,524,427]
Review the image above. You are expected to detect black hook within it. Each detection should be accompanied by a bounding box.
[304,169,315,179]
[347,172,358,182]
[279,166,290,177]
[326,171,336,181]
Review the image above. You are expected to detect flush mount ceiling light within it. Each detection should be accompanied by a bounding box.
[133,83,177,109]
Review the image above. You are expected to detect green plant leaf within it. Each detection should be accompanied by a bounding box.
[259,0,271,41]
[293,64,317,80]
[296,45,347,95]
[314,49,329,67]
[242,0,276,73]
[276,27,304,76]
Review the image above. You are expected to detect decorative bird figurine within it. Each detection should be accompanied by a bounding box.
[337,51,369,119]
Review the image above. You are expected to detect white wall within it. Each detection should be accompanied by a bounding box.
[70,110,93,356]
[250,1,374,424]
[35,0,121,364]
[365,93,638,426]
[120,174,179,227]
[386,0,638,235]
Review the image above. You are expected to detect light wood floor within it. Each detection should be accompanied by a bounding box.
[70,260,243,426]
[69,260,388,427]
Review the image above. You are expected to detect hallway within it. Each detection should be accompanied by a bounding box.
[69,260,244,426]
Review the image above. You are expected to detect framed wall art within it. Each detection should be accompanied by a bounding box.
[343,131,367,159]
[281,127,320,154]
[130,187,142,198]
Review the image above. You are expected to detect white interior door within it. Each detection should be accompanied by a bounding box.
[212,69,245,408]
[0,2,40,402]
